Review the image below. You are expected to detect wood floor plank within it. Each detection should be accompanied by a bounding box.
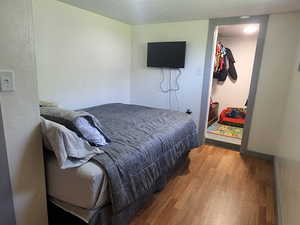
[130,145,277,225]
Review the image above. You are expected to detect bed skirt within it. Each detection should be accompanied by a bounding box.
[48,152,191,225]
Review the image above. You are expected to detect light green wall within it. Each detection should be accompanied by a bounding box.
[0,0,48,224]
[33,0,132,110]
[248,12,300,155]
[275,13,300,225]
[130,20,209,126]
[246,11,300,225]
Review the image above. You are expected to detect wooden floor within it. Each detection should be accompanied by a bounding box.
[130,145,277,225]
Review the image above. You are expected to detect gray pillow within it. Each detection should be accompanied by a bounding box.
[41,118,104,169]
[39,100,59,108]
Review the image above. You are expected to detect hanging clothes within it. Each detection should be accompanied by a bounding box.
[213,42,238,82]
[213,42,226,80]
[226,48,238,81]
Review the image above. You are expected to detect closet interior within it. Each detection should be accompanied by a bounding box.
[206,24,260,146]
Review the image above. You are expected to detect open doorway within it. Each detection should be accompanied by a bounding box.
[198,16,269,152]
[206,24,259,146]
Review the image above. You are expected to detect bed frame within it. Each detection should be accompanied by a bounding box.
[48,153,190,225]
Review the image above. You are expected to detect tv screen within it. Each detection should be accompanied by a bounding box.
[147,41,186,68]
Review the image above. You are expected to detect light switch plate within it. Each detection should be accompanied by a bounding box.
[0,70,15,92]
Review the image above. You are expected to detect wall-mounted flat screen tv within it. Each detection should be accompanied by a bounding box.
[147,41,186,68]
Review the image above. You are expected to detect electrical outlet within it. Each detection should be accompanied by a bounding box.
[0,70,15,92]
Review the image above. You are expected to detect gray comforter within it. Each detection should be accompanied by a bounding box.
[84,104,199,213]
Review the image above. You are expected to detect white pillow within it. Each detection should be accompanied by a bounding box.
[41,117,103,169]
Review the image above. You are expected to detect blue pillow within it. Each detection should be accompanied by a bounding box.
[74,117,107,146]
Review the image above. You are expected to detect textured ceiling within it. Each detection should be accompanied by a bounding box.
[59,0,300,24]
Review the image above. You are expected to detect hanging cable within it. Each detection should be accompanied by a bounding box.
[169,70,172,109]
[160,69,169,93]
[174,69,181,111]
[160,68,181,93]
[173,69,181,92]
[160,68,182,111]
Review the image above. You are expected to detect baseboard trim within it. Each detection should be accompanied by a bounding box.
[204,140,275,162]
[243,149,274,161]
[205,138,240,151]
[274,157,284,225]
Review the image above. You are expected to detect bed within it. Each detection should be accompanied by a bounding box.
[44,103,199,225]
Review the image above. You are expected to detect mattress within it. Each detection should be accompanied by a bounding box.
[45,153,109,210]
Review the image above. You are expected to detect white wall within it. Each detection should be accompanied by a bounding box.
[211,36,257,113]
[0,0,48,225]
[275,13,300,225]
[248,12,300,155]
[33,0,132,110]
[131,20,209,125]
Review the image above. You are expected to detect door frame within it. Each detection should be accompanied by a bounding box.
[0,103,16,225]
[198,15,269,153]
